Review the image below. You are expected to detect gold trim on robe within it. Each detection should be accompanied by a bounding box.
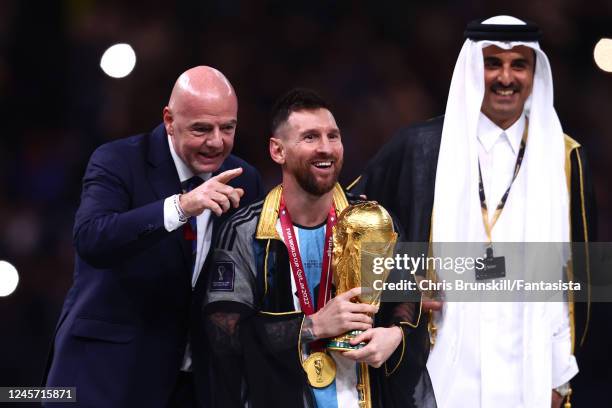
[346,175,362,191]
[563,134,591,350]
[256,183,349,240]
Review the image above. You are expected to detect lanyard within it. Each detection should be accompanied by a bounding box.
[478,126,527,242]
[279,196,337,316]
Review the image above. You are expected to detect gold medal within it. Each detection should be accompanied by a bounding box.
[302,351,336,388]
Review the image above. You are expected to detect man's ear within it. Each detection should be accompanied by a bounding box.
[162,106,174,136]
[269,137,285,165]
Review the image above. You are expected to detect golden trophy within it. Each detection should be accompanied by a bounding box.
[326,201,397,408]
[327,201,397,351]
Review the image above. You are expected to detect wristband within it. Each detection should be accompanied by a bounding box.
[173,194,188,223]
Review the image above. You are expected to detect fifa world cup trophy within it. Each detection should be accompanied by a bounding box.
[327,201,397,351]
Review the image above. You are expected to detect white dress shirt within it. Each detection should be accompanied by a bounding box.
[163,136,213,371]
[163,137,213,288]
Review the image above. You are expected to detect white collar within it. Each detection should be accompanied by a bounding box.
[477,112,525,154]
[167,136,211,183]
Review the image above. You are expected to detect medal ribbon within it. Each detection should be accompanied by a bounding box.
[478,125,528,242]
[279,195,337,316]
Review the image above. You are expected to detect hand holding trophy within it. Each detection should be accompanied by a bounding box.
[326,201,398,408]
[300,201,398,408]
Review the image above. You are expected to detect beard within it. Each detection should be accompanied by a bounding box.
[292,155,343,196]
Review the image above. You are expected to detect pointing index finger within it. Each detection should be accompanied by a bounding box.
[212,167,243,184]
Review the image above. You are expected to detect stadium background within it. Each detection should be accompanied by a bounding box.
[1,0,610,405]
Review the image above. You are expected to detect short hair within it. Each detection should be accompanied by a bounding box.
[270,88,331,135]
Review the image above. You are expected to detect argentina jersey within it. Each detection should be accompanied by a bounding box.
[278,220,360,408]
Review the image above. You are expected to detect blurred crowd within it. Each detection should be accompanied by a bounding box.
[1,0,611,391]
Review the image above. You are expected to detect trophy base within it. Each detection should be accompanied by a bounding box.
[327,330,367,351]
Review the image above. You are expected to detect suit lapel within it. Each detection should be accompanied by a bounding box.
[147,124,181,199]
[147,124,192,272]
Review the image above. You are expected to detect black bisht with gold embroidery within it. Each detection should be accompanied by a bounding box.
[202,184,437,408]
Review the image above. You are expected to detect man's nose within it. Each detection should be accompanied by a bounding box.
[315,137,333,154]
[205,128,223,148]
[497,66,513,86]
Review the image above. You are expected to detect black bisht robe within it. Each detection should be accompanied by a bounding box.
[202,190,437,408]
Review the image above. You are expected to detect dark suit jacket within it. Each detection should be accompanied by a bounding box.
[44,124,262,408]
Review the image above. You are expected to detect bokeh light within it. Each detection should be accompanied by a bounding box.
[594,38,612,73]
[100,43,137,78]
[0,260,19,297]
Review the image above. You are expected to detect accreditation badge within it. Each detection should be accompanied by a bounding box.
[303,351,336,388]
[475,246,506,280]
